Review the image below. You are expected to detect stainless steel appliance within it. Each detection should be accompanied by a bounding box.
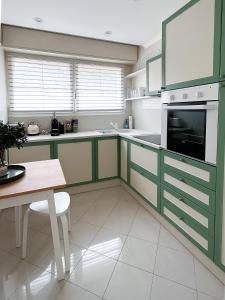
[161,83,219,164]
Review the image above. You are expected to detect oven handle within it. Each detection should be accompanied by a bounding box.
[163,104,217,111]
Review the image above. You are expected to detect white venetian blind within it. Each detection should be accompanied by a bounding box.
[75,63,124,112]
[7,54,74,112]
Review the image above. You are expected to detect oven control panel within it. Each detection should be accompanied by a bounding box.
[161,83,219,104]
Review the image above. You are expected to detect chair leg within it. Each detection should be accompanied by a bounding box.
[15,206,22,248]
[22,208,30,259]
[67,209,71,232]
[60,215,70,272]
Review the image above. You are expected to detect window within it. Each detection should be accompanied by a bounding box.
[75,63,124,112]
[7,53,125,114]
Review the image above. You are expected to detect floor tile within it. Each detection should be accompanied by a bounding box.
[0,249,38,299]
[8,268,63,300]
[56,282,101,300]
[150,275,197,300]
[119,236,157,272]
[89,228,126,259]
[154,246,196,289]
[158,226,189,253]
[197,292,223,300]
[36,242,86,275]
[129,207,160,243]
[104,261,153,300]
[69,221,100,248]
[194,258,225,299]
[104,199,138,235]
[69,250,116,297]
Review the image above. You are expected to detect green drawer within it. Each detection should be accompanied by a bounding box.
[161,150,216,190]
[162,168,216,214]
[161,187,214,258]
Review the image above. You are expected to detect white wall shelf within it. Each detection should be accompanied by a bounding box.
[125,68,146,79]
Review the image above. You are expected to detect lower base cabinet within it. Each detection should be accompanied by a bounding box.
[56,140,94,185]
[130,166,160,211]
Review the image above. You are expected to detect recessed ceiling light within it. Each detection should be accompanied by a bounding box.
[105,30,112,36]
[33,17,43,23]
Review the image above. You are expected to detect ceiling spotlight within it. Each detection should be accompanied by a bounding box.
[105,30,112,36]
[34,17,43,23]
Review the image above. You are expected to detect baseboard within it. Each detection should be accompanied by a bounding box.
[59,179,121,195]
[121,181,225,285]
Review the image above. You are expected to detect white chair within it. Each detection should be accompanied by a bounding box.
[22,192,71,272]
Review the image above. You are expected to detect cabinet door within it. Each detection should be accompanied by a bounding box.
[57,140,93,185]
[130,167,159,211]
[162,0,221,90]
[8,144,51,164]
[120,139,127,182]
[97,138,118,180]
[146,55,162,96]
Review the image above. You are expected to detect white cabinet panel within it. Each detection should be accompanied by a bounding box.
[57,141,93,185]
[163,207,208,250]
[147,56,162,93]
[130,143,158,176]
[164,173,209,206]
[120,139,127,182]
[165,0,215,85]
[130,168,158,208]
[8,145,50,164]
[164,155,210,183]
[98,139,118,179]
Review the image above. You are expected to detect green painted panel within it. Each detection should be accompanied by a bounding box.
[161,150,217,190]
[162,167,216,214]
[215,84,225,272]
[162,0,222,91]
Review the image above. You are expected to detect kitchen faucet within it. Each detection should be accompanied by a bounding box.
[110,122,118,130]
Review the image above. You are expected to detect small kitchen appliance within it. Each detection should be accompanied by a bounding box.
[51,112,60,136]
[27,122,40,136]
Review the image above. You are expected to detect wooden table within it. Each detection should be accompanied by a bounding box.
[0,159,66,280]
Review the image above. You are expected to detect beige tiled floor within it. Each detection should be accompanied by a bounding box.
[0,186,224,300]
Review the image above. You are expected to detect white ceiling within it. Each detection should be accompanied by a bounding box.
[2,0,189,46]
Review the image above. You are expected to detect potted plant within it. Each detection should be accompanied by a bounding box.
[0,122,27,177]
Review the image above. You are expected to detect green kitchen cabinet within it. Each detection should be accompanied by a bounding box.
[95,137,119,181]
[55,139,95,186]
[162,0,222,90]
[8,141,54,164]
[119,137,128,183]
[220,0,225,80]
[146,55,162,96]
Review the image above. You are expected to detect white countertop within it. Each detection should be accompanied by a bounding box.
[27,129,161,149]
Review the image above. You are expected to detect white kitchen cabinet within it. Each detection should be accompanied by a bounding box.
[146,55,162,96]
[8,143,51,164]
[120,138,127,182]
[57,140,93,185]
[130,167,159,210]
[162,0,221,89]
[97,138,118,180]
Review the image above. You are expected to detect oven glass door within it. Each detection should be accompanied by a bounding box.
[167,109,206,161]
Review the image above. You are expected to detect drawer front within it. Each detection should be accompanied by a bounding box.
[162,151,216,190]
[161,197,214,258]
[130,167,159,211]
[130,142,159,177]
[162,169,215,214]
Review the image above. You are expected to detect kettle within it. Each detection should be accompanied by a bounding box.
[27,122,40,136]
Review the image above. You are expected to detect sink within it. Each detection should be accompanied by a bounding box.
[133,134,161,145]
[116,129,133,133]
[97,129,116,134]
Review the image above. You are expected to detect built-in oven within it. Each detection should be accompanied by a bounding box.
[161,83,219,165]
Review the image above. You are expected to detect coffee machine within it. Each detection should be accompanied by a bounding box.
[51,112,60,136]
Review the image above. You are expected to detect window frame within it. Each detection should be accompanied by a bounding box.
[6,52,126,117]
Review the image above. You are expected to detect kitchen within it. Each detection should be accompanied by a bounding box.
[0,0,225,299]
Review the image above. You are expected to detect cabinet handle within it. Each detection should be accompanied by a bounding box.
[179,216,185,221]
[141,144,144,148]
[179,178,185,183]
[179,198,184,202]
[180,158,185,163]
[161,86,166,90]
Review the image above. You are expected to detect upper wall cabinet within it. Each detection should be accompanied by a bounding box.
[146,55,162,96]
[162,0,222,90]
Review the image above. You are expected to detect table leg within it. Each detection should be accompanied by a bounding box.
[15,206,22,247]
[47,191,64,280]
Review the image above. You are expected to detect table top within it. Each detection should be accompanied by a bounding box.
[0,159,66,200]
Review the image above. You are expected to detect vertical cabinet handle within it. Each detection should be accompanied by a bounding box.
[179,178,185,183]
